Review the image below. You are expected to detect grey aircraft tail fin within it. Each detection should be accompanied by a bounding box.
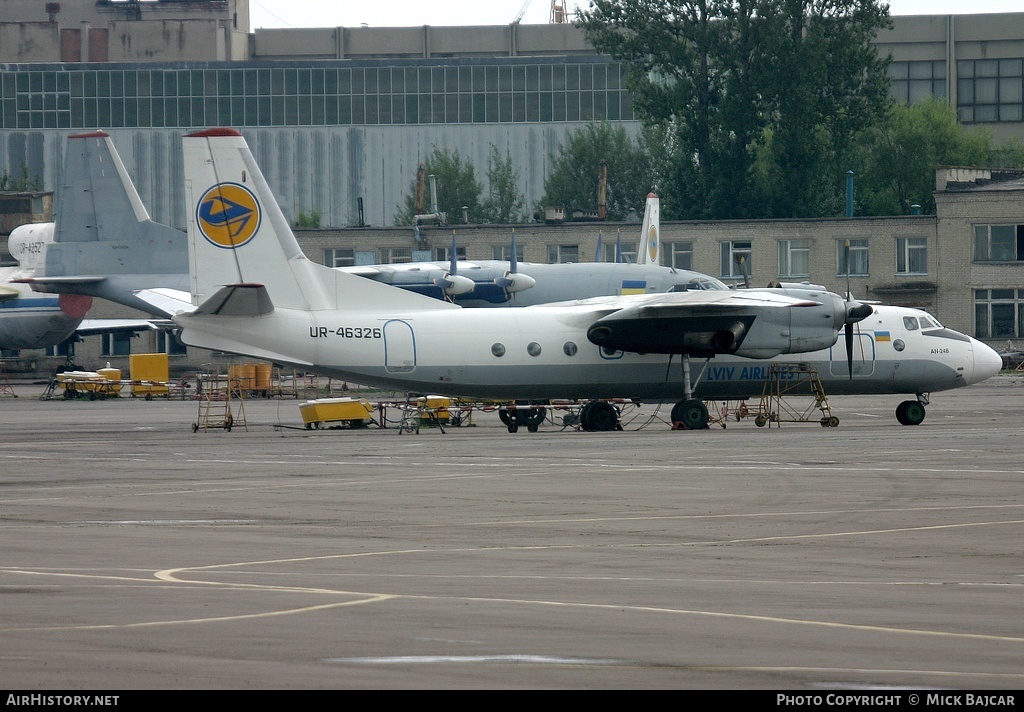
[44,131,187,279]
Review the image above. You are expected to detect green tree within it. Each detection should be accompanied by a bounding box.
[855,97,991,215]
[576,0,893,219]
[480,146,527,223]
[539,122,652,221]
[0,163,42,192]
[394,147,482,225]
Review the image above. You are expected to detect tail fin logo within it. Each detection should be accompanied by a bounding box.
[196,183,261,249]
[647,225,659,263]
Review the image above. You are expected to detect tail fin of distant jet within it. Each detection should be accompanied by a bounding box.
[636,193,661,266]
[41,131,187,280]
[182,128,456,314]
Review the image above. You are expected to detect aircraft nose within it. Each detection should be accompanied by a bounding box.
[970,339,1003,384]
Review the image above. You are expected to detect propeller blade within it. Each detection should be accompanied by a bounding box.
[449,230,458,275]
[615,229,623,263]
[845,322,854,379]
[509,228,518,275]
[595,230,603,262]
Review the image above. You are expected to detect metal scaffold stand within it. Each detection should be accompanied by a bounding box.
[193,369,247,432]
[753,363,839,428]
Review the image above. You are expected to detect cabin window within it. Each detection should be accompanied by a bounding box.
[491,343,506,357]
[527,342,541,357]
[563,341,578,356]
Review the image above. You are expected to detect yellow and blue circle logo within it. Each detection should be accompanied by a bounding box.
[196,183,261,249]
[647,225,659,263]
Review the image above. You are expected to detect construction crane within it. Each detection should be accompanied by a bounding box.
[513,0,533,24]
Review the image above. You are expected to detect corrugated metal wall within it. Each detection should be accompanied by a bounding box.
[0,122,641,229]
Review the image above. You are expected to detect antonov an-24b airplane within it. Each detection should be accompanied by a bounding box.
[141,128,1000,431]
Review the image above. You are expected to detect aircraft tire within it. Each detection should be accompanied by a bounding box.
[896,400,926,426]
[672,399,709,430]
[578,402,595,431]
[515,406,547,428]
[586,401,619,432]
[498,409,513,426]
[507,423,519,433]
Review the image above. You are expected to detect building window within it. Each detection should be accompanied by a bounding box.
[664,241,693,270]
[434,245,467,262]
[974,224,1024,262]
[548,244,579,264]
[382,247,413,264]
[602,240,637,263]
[975,289,1024,339]
[889,60,947,105]
[896,237,927,275]
[101,333,132,357]
[778,239,810,278]
[837,239,869,276]
[156,331,187,355]
[45,339,74,359]
[324,248,356,267]
[958,58,1024,123]
[492,243,524,262]
[720,240,751,280]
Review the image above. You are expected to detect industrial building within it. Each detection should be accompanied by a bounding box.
[2,1,1024,377]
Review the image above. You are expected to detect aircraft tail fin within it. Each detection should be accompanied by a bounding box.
[637,193,661,266]
[45,131,186,278]
[182,128,456,313]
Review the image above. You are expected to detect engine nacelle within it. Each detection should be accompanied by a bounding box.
[434,273,476,296]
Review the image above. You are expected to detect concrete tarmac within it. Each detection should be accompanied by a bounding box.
[0,377,1022,690]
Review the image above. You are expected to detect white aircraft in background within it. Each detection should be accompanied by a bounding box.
[149,127,872,430]
[0,223,91,350]
[345,193,729,306]
[19,131,726,317]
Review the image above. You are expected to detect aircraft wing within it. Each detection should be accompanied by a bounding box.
[0,285,19,302]
[133,288,195,317]
[579,288,832,357]
[75,318,174,336]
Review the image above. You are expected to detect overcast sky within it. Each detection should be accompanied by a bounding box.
[248,1,1024,29]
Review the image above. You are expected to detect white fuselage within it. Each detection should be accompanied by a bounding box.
[181,302,1000,402]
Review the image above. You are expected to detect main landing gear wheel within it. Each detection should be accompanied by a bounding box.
[820,416,840,427]
[579,401,619,432]
[895,400,926,426]
[671,399,710,430]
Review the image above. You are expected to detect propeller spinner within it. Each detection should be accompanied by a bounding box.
[494,229,536,299]
[434,231,475,298]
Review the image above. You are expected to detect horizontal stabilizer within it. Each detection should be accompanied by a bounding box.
[133,288,195,317]
[75,319,172,336]
[195,284,275,317]
[15,275,107,288]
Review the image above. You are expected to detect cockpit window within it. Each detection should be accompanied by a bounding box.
[903,317,919,331]
[919,316,941,329]
[670,276,729,292]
